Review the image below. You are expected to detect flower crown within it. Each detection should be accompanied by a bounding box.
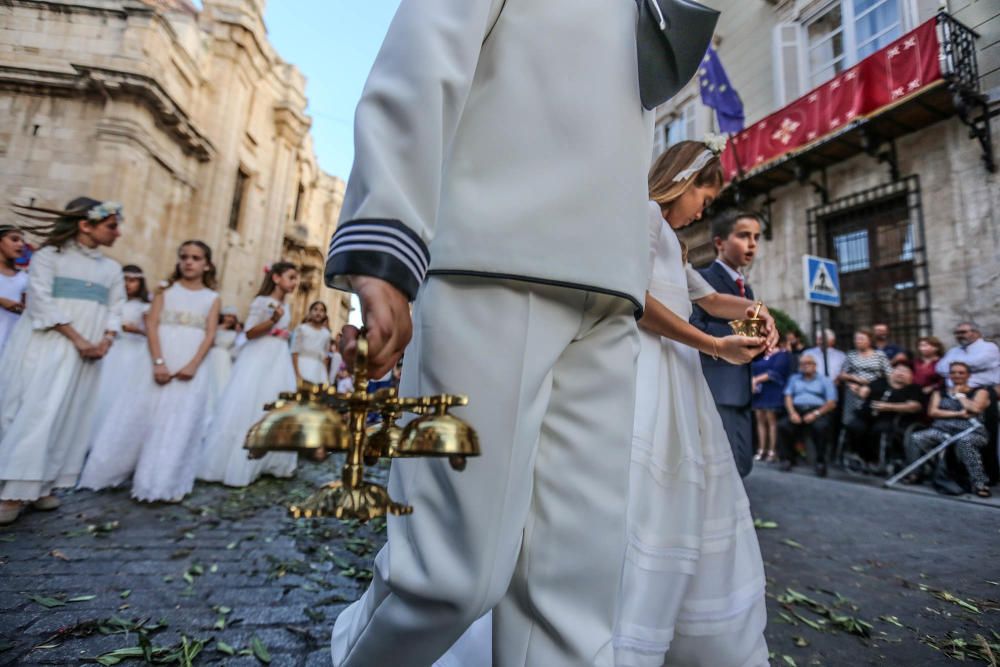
[672,133,728,183]
[87,201,124,222]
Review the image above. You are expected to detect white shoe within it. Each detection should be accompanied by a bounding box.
[31,495,61,511]
[0,501,24,525]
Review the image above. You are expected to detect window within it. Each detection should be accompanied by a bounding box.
[293,183,305,222]
[652,120,669,158]
[228,168,249,232]
[776,0,906,105]
[806,0,903,87]
[667,102,697,145]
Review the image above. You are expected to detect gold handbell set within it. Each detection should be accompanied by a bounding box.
[729,301,766,338]
[243,334,480,521]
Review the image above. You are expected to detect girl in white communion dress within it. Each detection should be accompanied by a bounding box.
[199,262,300,487]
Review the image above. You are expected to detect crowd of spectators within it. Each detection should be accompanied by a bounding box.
[752,321,1000,498]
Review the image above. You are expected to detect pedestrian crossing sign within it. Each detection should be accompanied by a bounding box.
[803,255,840,306]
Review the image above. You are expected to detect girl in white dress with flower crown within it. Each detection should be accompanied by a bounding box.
[0,198,124,525]
[78,265,153,491]
[613,140,774,666]
[130,241,220,502]
[292,301,331,385]
[0,225,28,359]
[199,262,299,487]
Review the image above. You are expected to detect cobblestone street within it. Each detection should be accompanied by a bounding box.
[1,462,997,666]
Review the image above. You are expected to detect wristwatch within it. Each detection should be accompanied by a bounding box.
[154,358,165,366]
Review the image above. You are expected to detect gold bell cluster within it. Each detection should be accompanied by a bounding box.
[243,335,480,521]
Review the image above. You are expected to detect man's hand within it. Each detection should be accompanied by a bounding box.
[344,276,412,379]
[716,335,766,365]
[803,411,817,424]
[789,411,802,425]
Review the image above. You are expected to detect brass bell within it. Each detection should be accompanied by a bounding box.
[244,401,349,460]
[729,317,765,338]
[396,395,480,470]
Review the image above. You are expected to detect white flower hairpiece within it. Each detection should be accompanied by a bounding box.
[703,132,728,155]
[672,133,729,183]
[87,201,123,221]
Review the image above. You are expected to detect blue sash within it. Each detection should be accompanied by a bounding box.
[52,276,109,305]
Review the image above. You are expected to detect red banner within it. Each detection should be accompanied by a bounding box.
[721,19,942,181]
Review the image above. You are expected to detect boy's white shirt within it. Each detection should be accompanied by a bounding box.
[326,0,655,311]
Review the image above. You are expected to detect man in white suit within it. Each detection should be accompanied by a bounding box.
[325,1,718,665]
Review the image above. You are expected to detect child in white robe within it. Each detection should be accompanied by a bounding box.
[0,225,28,358]
[0,197,125,524]
[130,241,220,502]
[199,261,299,487]
[78,265,152,491]
[206,306,240,404]
[291,301,331,385]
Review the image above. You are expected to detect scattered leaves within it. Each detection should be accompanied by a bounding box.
[215,641,235,656]
[781,656,797,667]
[119,589,131,599]
[780,538,805,550]
[753,518,779,529]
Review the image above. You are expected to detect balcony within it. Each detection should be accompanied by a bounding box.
[721,12,994,203]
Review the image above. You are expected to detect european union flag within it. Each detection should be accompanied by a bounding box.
[699,46,744,133]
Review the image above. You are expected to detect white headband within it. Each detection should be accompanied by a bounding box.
[672,149,715,182]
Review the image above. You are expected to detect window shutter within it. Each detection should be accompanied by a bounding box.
[773,22,805,107]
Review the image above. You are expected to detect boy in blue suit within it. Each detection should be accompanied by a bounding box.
[690,210,763,477]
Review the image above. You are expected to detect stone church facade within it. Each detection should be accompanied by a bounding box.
[0,0,351,330]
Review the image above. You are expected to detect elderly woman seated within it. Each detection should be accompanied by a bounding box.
[903,361,992,498]
[778,353,838,477]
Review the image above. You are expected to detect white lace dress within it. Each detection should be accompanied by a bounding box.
[198,296,297,486]
[0,243,124,501]
[130,284,219,502]
[613,203,768,666]
[0,270,28,358]
[292,323,331,384]
[78,298,153,491]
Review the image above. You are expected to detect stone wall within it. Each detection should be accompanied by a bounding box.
[0,0,350,332]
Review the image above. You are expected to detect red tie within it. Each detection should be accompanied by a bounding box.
[736,276,746,298]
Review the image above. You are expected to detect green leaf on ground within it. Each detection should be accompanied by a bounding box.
[753,518,779,529]
[26,595,66,608]
[216,641,235,656]
[880,615,904,627]
[68,595,97,603]
[780,538,805,550]
[793,636,809,647]
[119,589,131,599]
[250,636,271,664]
[90,646,145,665]
[782,656,797,667]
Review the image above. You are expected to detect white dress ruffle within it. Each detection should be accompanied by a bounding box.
[198,296,297,487]
[0,244,124,500]
[78,299,152,491]
[612,204,768,667]
[129,284,219,502]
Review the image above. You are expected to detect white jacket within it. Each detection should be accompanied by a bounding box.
[326,0,655,313]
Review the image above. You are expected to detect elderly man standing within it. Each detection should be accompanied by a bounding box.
[803,328,846,381]
[778,354,838,476]
[936,321,1000,388]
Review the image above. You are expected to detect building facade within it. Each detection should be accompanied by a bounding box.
[656,0,999,351]
[0,0,352,330]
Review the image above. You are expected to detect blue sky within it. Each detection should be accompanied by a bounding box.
[263,2,401,180]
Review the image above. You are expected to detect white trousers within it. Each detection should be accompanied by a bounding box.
[332,276,639,667]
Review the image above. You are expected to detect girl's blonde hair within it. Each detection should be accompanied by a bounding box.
[647,141,725,262]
